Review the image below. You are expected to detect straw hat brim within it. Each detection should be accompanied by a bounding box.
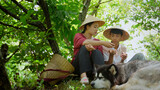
[40,54,75,85]
[103,27,130,41]
[79,15,105,30]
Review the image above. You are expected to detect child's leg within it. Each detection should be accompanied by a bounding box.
[72,45,92,84]
[91,49,105,65]
[91,49,105,76]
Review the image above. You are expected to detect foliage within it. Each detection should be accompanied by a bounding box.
[140,33,160,60]
[130,0,160,31]
[0,0,82,89]
[6,62,44,89]
[95,0,132,32]
[130,0,160,60]
[95,0,132,45]
[47,0,82,60]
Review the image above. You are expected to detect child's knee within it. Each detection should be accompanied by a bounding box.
[79,45,88,52]
[136,53,145,60]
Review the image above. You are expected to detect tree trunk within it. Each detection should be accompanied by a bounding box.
[0,44,12,90]
[38,0,60,54]
[79,0,91,23]
[47,30,60,54]
[0,64,12,90]
[91,0,102,16]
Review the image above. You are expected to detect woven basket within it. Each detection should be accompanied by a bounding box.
[39,54,75,85]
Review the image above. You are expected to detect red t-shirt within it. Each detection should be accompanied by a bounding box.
[71,33,103,63]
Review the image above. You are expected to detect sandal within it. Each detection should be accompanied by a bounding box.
[80,77,89,84]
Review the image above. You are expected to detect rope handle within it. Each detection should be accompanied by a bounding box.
[37,75,69,82]
[40,69,71,76]
[38,69,71,82]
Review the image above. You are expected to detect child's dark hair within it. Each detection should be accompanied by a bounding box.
[110,29,123,36]
[82,22,94,33]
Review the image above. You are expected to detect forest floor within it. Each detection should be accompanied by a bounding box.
[13,76,104,90]
[43,76,105,90]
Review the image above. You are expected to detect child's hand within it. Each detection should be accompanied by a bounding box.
[103,41,115,48]
[108,48,117,55]
[121,52,127,61]
[85,44,95,51]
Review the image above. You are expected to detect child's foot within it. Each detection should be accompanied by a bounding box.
[80,77,89,84]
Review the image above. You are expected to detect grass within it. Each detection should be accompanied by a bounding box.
[57,79,91,90]
[50,76,106,90]
[11,75,106,90]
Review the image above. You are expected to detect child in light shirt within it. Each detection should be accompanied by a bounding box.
[103,27,145,64]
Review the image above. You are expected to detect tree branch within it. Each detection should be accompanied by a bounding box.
[38,0,52,29]
[151,40,160,55]
[100,0,112,4]
[11,0,28,13]
[91,0,102,16]
[1,0,60,54]
[0,4,20,20]
[0,21,40,32]
[11,0,46,30]
[0,21,20,29]
[0,4,46,31]
[28,22,46,31]
[25,0,33,3]
[5,40,23,63]
[38,0,60,54]
[91,0,112,16]
[79,0,91,23]
[11,0,38,20]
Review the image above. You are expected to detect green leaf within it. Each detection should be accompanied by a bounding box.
[20,15,27,25]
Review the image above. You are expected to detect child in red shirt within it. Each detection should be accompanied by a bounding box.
[71,15,114,84]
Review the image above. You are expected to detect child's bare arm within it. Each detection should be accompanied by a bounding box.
[105,54,114,64]
[83,40,115,48]
[120,46,127,63]
[104,49,116,64]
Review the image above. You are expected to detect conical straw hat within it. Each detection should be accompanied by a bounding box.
[39,54,75,85]
[103,27,130,41]
[79,15,105,30]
